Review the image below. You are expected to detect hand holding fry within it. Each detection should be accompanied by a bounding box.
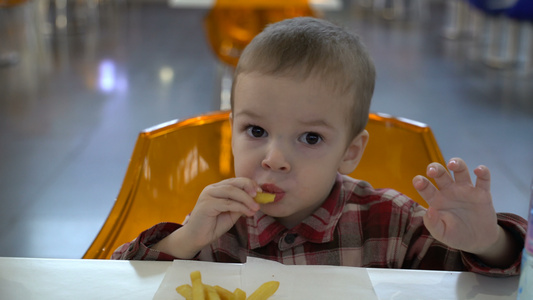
[152,178,261,259]
[186,178,260,243]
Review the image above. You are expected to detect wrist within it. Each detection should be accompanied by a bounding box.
[473,226,520,268]
[152,226,205,259]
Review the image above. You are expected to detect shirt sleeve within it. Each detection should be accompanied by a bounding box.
[111,222,182,260]
[409,210,527,276]
[460,212,527,276]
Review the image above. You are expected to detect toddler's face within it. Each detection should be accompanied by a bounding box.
[231,72,364,228]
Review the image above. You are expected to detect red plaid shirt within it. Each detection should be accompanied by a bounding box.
[112,174,527,276]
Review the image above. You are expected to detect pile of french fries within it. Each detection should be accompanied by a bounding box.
[176,271,280,300]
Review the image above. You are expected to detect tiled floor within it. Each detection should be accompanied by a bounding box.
[0,1,532,259]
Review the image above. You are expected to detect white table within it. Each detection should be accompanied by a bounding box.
[168,0,342,10]
[0,257,520,300]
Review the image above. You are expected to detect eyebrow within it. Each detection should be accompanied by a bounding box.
[298,119,335,130]
[235,109,334,130]
[233,109,261,120]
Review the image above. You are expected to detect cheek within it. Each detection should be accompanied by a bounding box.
[294,156,341,187]
[292,169,336,202]
[234,159,248,177]
[232,146,257,177]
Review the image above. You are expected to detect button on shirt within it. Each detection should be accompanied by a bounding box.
[112,174,527,277]
[283,233,297,245]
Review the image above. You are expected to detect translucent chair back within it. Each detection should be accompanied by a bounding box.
[204,0,315,67]
[83,111,445,259]
[0,0,28,7]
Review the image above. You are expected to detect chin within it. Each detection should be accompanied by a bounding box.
[260,207,293,218]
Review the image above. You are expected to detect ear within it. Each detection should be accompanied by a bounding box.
[338,130,369,175]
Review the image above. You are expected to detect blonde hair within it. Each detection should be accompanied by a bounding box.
[231,17,376,139]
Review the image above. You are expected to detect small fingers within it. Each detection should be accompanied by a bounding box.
[216,177,261,198]
[447,158,490,191]
[412,175,437,205]
[212,187,260,213]
[447,158,473,185]
[202,178,261,214]
[217,197,258,217]
[473,165,491,192]
[426,162,453,189]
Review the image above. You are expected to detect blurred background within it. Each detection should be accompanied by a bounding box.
[0,0,532,259]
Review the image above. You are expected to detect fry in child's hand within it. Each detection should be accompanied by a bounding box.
[246,281,280,300]
[254,192,275,204]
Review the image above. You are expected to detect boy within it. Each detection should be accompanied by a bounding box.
[113,17,527,276]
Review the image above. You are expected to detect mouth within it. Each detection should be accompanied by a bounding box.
[260,183,285,202]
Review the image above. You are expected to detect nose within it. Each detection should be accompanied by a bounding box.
[261,143,291,172]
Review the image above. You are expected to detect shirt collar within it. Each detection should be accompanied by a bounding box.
[246,173,347,249]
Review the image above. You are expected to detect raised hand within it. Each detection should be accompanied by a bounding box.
[412,158,500,255]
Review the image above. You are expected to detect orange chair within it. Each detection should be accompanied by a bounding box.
[204,0,317,110]
[204,0,316,67]
[0,0,27,7]
[83,111,445,259]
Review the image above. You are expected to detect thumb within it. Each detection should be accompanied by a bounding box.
[423,208,444,241]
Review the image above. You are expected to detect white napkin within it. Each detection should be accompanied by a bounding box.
[153,257,378,299]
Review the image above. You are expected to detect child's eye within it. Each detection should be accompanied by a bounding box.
[246,125,267,138]
[299,132,322,145]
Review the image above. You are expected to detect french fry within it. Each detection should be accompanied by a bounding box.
[232,288,246,300]
[213,285,234,300]
[176,271,279,300]
[254,192,275,204]
[176,284,193,300]
[246,281,280,300]
[190,270,205,300]
[205,285,221,300]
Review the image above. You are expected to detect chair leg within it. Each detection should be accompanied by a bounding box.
[506,20,522,64]
[469,7,485,40]
[483,15,503,67]
[353,0,424,20]
[41,0,99,35]
[354,0,374,9]
[443,0,470,39]
[519,22,533,75]
[484,16,521,69]
[392,0,405,19]
[0,8,21,68]
[54,0,68,32]
[215,62,234,111]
